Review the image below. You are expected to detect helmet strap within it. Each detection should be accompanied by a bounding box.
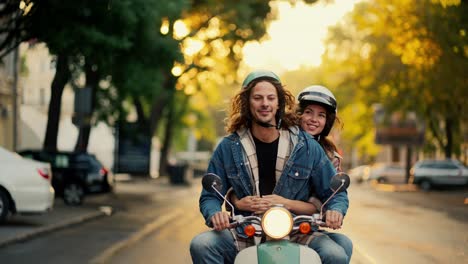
[254,119,277,128]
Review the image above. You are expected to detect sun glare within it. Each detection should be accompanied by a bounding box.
[243,0,360,73]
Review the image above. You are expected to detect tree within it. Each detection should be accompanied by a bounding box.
[323,0,467,160]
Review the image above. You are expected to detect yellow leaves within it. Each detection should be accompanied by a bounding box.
[359,75,373,88]
[184,84,197,95]
[171,64,183,77]
[174,20,189,40]
[211,39,230,58]
[340,103,366,139]
[339,102,381,159]
[396,38,442,69]
[356,0,444,70]
[379,84,391,97]
[431,0,461,7]
[359,43,371,60]
[356,129,381,157]
[182,38,205,56]
[206,17,221,39]
[160,18,170,35]
[386,11,442,70]
[19,1,34,15]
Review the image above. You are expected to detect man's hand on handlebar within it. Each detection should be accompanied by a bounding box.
[324,210,343,230]
[210,211,231,231]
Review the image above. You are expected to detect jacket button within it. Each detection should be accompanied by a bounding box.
[295,172,299,177]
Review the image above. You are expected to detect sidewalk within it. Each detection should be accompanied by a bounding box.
[0,195,111,249]
[0,175,195,250]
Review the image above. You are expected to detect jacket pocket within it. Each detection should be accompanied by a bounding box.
[282,164,311,198]
[226,165,241,180]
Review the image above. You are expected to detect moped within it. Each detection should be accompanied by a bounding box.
[201,172,350,264]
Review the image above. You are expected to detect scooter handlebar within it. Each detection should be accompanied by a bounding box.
[229,215,262,227]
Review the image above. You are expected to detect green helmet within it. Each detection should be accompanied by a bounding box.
[241,70,281,89]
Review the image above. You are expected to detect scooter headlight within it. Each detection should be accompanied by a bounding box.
[261,206,293,239]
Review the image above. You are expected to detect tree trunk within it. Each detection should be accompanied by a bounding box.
[159,91,175,177]
[43,53,70,152]
[75,125,91,152]
[133,96,145,124]
[149,74,176,136]
[149,93,169,136]
[405,146,412,183]
[74,63,99,152]
[444,117,453,158]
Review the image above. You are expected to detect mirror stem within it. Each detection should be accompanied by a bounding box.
[211,185,236,216]
[320,181,344,219]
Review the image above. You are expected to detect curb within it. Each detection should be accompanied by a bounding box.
[371,182,419,192]
[0,209,107,249]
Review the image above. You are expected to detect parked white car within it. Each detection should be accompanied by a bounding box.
[0,147,55,223]
[411,159,468,191]
[368,163,407,184]
[348,165,371,183]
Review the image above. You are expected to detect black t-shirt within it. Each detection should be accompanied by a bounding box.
[253,135,279,196]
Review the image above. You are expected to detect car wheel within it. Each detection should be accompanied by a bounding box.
[419,180,432,192]
[102,175,112,193]
[377,177,387,184]
[0,189,10,223]
[63,183,85,206]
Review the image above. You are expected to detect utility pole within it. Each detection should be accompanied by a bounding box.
[12,44,19,151]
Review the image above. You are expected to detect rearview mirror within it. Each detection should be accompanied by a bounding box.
[202,173,223,193]
[330,172,350,192]
[201,173,236,214]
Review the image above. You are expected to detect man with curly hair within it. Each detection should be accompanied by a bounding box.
[190,70,349,264]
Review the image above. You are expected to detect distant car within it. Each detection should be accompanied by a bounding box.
[0,147,54,223]
[411,159,468,191]
[18,150,114,206]
[348,165,371,183]
[368,163,407,184]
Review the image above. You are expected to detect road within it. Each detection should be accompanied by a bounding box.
[0,177,466,263]
[342,184,468,264]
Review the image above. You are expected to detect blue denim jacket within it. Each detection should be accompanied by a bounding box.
[199,126,349,227]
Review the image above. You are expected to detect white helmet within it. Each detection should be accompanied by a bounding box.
[297,85,337,113]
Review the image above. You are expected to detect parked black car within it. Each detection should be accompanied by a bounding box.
[18,150,114,205]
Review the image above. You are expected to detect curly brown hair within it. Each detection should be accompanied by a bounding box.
[225,78,299,133]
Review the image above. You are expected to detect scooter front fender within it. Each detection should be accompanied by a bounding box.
[234,240,321,264]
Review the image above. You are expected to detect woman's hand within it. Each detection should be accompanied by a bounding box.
[210,211,231,231]
[262,194,287,207]
[236,195,271,214]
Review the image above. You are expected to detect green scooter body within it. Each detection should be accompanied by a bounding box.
[257,240,299,263]
[234,239,321,264]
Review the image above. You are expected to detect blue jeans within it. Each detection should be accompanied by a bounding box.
[190,230,352,264]
[190,230,237,264]
[308,231,353,264]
